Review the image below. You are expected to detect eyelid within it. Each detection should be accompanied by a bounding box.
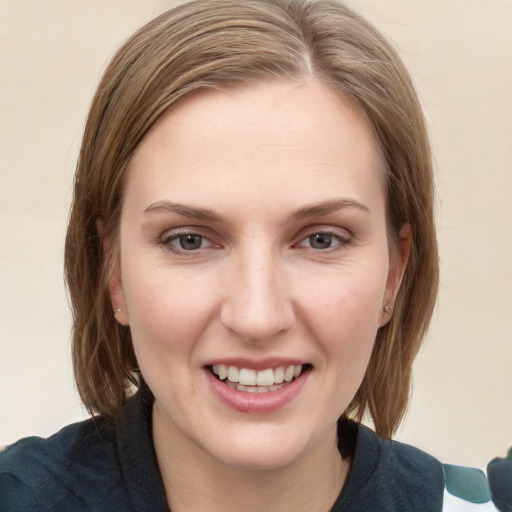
[158,224,215,240]
[157,226,221,254]
[293,226,353,250]
[168,233,210,250]
[154,224,352,254]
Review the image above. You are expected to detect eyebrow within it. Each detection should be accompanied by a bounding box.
[144,201,224,222]
[291,198,370,219]
[143,197,369,222]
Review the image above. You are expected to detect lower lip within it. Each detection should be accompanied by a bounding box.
[205,369,309,414]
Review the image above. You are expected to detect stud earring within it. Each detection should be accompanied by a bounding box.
[383,305,390,313]
[113,309,122,314]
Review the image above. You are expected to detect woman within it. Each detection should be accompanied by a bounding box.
[0,1,508,511]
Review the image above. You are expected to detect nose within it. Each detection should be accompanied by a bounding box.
[220,247,295,343]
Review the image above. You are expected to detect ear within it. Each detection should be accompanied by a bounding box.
[97,219,130,326]
[379,223,411,326]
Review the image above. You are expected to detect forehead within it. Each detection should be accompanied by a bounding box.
[125,79,385,216]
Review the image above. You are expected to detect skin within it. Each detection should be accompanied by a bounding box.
[110,79,410,512]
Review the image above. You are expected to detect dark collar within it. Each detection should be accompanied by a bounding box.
[116,385,170,512]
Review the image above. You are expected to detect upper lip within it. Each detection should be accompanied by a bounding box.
[204,358,309,371]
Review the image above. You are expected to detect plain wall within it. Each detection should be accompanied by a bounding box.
[1,0,510,467]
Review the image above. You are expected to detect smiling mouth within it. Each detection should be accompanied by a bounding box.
[208,364,311,393]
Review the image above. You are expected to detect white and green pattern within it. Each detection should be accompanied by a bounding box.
[442,464,499,511]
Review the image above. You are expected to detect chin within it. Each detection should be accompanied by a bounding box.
[209,438,309,472]
[201,420,336,473]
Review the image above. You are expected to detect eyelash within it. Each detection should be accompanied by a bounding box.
[295,231,352,251]
[159,231,216,254]
[158,228,352,255]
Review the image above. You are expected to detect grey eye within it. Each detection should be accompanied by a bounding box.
[178,234,203,250]
[309,233,333,249]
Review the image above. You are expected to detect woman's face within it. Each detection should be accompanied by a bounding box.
[111,80,408,470]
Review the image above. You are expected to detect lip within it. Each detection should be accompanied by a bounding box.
[205,363,311,414]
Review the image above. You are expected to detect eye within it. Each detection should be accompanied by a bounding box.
[308,233,335,249]
[162,232,213,253]
[175,234,204,250]
[296,231,350,251]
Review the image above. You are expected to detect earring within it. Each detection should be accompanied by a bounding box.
[113,309,122,314]
[383,305,391,313]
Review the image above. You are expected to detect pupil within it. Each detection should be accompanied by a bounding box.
[310,233,332,249]
[180,234,202,250]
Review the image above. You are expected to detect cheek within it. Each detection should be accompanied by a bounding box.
[121,260,219,358]
[297,264,387,356]
[302,264,387,319]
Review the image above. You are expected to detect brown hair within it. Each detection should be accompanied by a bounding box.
[65,0,438,438]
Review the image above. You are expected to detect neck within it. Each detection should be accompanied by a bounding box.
[152,407,349,512]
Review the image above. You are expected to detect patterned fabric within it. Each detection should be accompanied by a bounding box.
[442,465,499,511]
[488,448,512,512]
[441,451,512,512]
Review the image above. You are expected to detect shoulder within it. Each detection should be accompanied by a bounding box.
[340,423,507,512]
[0,387,167,512]
[0,416,127,512]
[335,422,444,511]
[366,426,445,510]
[362,427,508,512]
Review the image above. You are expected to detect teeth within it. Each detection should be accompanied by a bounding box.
[256,368,274,386]
[284,365,295,382]
[212,364,304,389]
[227,366,239,383]
[225,381,288,393]
[239,368,257,386]
[274,366,284,384]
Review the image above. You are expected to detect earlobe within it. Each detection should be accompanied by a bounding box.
[97,219,130,326]
[380,223,412,326]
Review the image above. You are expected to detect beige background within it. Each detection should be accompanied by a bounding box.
[1,0,510,467]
